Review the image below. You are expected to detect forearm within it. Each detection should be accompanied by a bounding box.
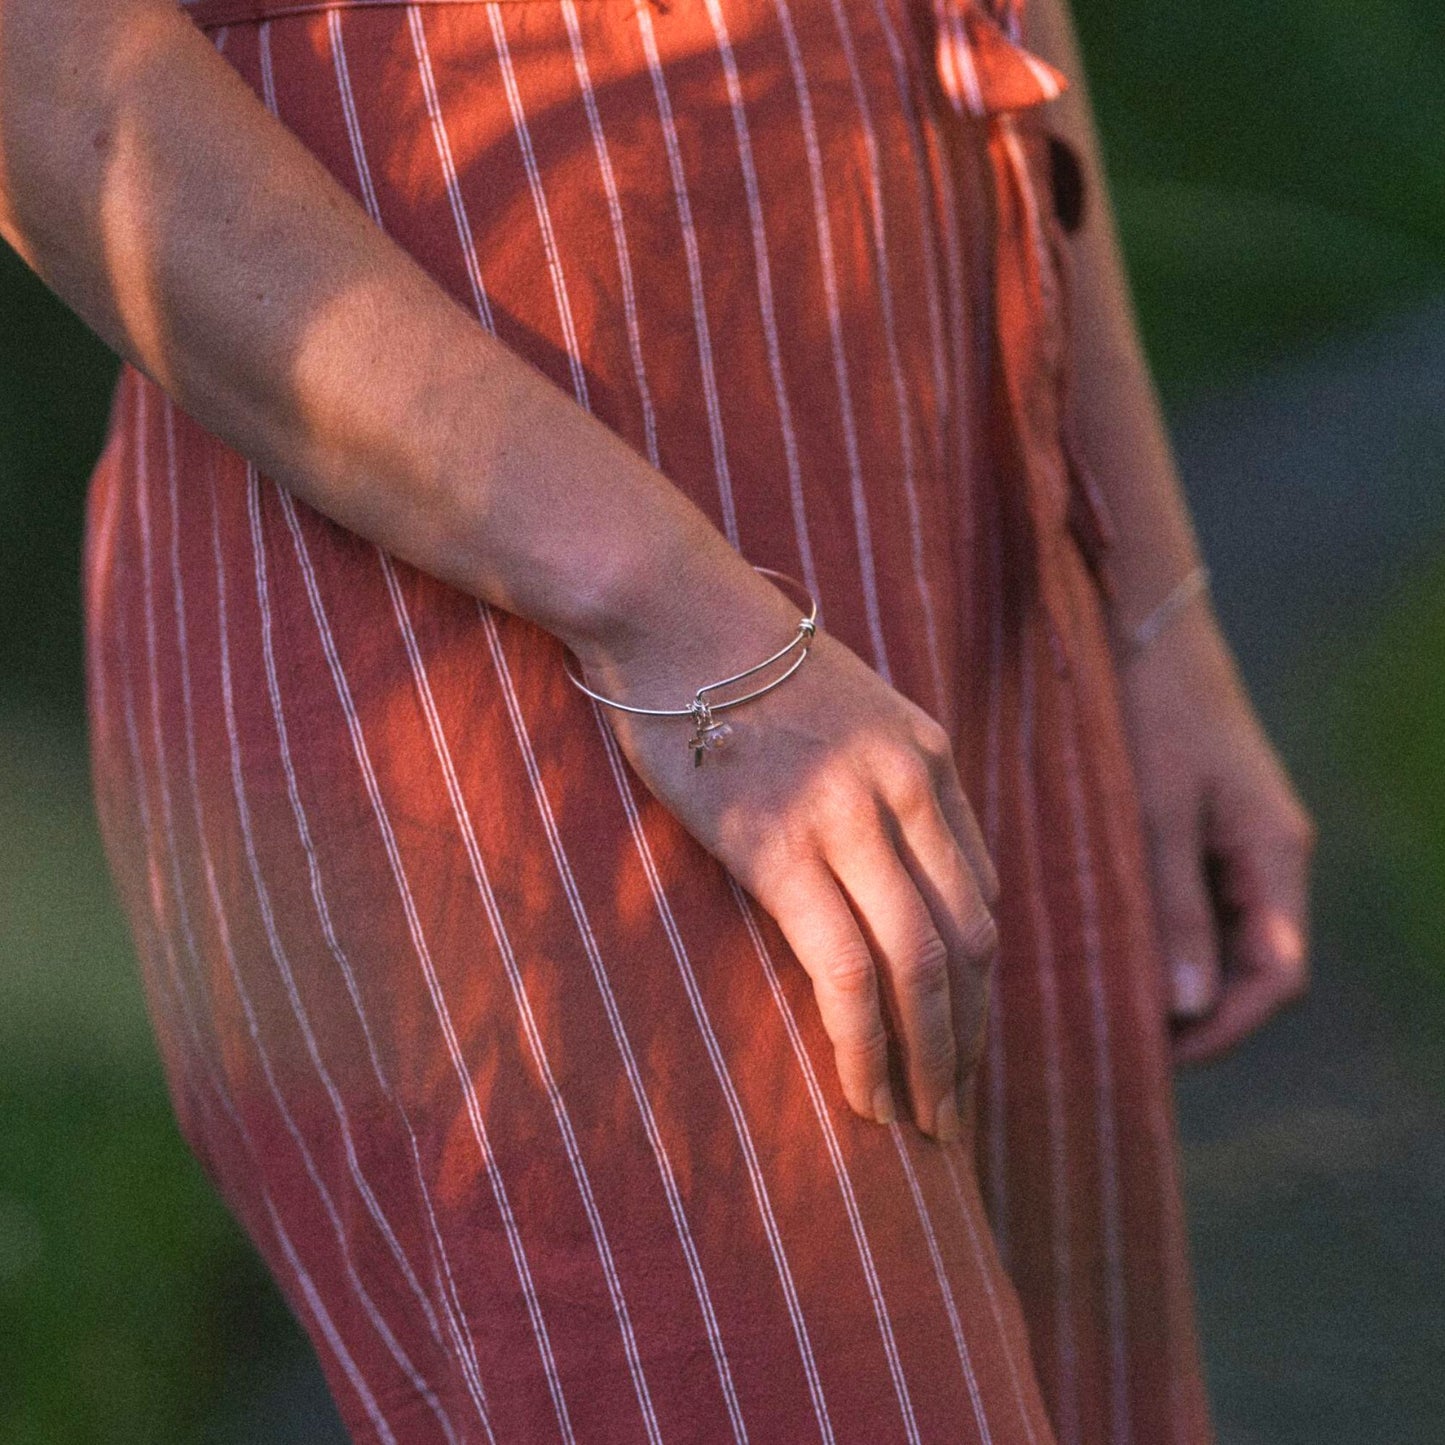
[0,0,752,668]
[1025,0,1206,625]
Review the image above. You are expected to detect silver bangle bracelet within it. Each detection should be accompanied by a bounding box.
[561,565,820,768]
[1115,563,1211,660]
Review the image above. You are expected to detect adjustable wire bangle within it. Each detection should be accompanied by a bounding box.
[561,565,820,768]
[1115,563,1212,661]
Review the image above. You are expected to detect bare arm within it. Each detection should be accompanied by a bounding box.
[1028,0,1317,1064]
[0,0,740,660]
[1022,0,1202,621]
[0,0,1001,1135]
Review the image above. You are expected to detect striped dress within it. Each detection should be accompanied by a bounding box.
[82,0,1215,1440]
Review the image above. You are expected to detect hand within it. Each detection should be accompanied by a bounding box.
[571,570,999,1140]
[1117,598,1317,1066]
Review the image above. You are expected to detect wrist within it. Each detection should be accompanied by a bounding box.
[562,518,810,706]
[1110,561,1212,664]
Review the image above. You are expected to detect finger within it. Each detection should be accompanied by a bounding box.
[1171,909,1306,1065]
[825,801,971,1142]
[928,742,1000,907]
[883,779,997,1090]
[1175,801,1312,1065]
[758,853,894,1124]
[1147,803,1223,1025]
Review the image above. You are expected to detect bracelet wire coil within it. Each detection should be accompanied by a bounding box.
[561,565,820,766]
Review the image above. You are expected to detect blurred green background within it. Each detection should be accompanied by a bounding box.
[2,2,1443,1442]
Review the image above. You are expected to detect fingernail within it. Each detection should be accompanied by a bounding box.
[1172,958,1211,1018]
[934,1090,961,1142]
[872,1082,896,1126]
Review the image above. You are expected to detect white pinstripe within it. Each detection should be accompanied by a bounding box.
[890,1129,994,1444]
[405,21,694,1439]
[898,3,1028,1314]
[581,710,842,1443]
[937,0,987,119]
[376,554,668,1445]
[254,32,499,1431]
[1088,694,1195,1445]
[411,6,757,1435]
[468,598,753,1442]
[140,381,449,1436]
[868,0,956,460]
[983,497,1011,1262]
[703,0,892,681]
[83,418,126,873]
[557,0,660,470]
[118,656,391,1444]
[482,7,595,412]
[114,386,395,1442]
[400,11,497,334]
[235,468,470,1445]
[1016,614,1080,1445]
[275,478,579,1444]
[302,17,580,1438]
[210,460,460,1442]
[941,1149,1043,1444]
[632,3,742,548]
[1058,670,1132,1445]
[243,457,498,1441]
[690,0,824,611]
[740,4,1002,1419]
[814,0,950,717]
[726,878,928,1443]
[983,99,1065,1292]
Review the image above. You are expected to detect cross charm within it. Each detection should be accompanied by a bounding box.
[688,700,734,767]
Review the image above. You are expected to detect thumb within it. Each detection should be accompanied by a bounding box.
[1149,806,1222,1023]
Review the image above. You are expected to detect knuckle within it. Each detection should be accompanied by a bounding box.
[897,931,951,995]
[745,825,814,909]
[877,746,936,818]
[816,764,881,838]
[822,946,879,1004]
[978,855,1002,910]
[914,716,954,765]
[960,906,1000,961]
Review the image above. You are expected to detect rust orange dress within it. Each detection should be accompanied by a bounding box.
[82,0,1215,1439]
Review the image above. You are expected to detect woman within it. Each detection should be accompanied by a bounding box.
[0,0,1313,1439]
